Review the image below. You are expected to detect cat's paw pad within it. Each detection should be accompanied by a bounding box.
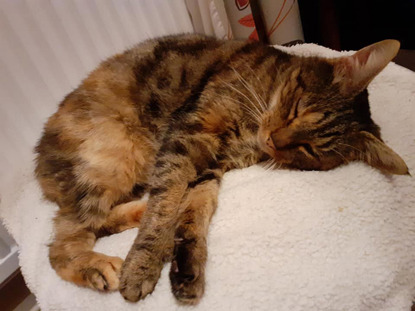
[169,259,205,305]
[84,255,123,291]
[119,254,162,302]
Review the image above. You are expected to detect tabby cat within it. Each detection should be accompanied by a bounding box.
[35,34,408,304]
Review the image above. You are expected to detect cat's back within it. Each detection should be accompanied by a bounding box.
[38,34,285,153]
[37,34,283,167]
[58,34,251,123]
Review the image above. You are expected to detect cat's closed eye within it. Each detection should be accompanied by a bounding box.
[298,143,318,158]
[287,99,300,122]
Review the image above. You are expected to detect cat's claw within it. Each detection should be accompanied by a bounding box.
[119,252,162,302]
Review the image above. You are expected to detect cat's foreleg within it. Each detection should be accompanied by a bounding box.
[170,176,220,304]
[119,155,198,302]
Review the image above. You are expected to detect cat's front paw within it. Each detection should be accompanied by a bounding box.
[169,241,206,305]
[119,251,162,302]
[170,260,205,305]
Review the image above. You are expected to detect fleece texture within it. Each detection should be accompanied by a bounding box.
[1,43,414,311]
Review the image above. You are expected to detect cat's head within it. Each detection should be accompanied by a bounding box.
[258,40,409,175]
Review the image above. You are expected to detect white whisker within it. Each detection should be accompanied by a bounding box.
[337,142,366,162]
[331,147,349,164]
[218,78,263,123]
[262,158,279,172]
[337,142,364,154]
[229,66,267,113]
[225,77,263,117]
[219,94,262,123]
[262,159,273,171]
[244,64,268,107]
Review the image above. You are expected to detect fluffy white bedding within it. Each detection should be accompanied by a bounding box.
[1,43,415,311]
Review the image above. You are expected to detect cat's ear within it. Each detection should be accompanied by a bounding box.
[355,131,409,175]
[332,40,400,94]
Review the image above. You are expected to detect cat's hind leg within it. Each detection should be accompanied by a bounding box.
[49,209,124,291]
[50,199,147,291]
[98,200,147,236]
[37,104,155,291]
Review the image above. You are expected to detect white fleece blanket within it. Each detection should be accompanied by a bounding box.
[1,44,415,311]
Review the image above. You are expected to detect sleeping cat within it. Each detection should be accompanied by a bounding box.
[34,34,408,304]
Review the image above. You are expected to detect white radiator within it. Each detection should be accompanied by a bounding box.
[0,0,194,284]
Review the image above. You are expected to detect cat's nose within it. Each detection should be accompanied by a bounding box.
[271,128,293,149]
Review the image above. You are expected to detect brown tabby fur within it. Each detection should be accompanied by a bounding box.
[35,34,408,303]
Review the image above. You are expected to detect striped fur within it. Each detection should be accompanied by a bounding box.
[34,34,407,303]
